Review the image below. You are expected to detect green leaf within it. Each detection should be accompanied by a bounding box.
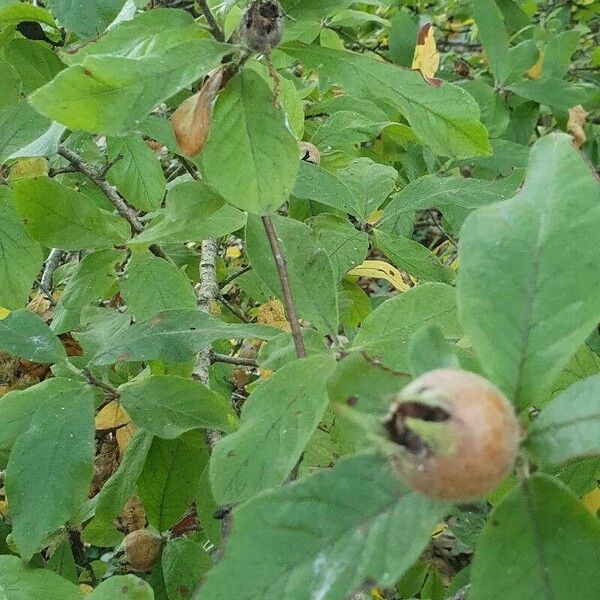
[470,474,600,600]
[132,180,246,245]
[373,229,455,284]
[459,80,510,138]
[283,43,491,159]
[45,0,127,40]
[201,69,299,215]
[310,111,391,154]
[0,3,57,28]
[46,539,77,584]
[92,309,278,365]
[120,375,237,439]
[542,30,580,79]
[0,381,53,469]
[388,10,419,67]
[162,537,212,600]
[456,133,600,408]
[52,249,124,334]
[0,309,66,363]
[5,378,95,559]
[0,101,52,165]
[337,158,397,220]
[293,161,363,219]
[197,452,449,600]
[0,555,81,600]
[29,10,231,135]
[210,354,336,505]
[84,430,153,544]
[472,0,510,83]
[88,575,155,599]
[4,39,65,95]
[138,431,207,532]
[507,78,600,112]
[246,215,339,334]
[525,375,600,468]
[352,283,461,370]
[257,329,329,370]
[408,325,461,376]
[279,0,353,20]
[308,213,369,282]
[379,170,523,230]
[106,134,166,211]
[11,177,129,250]
[0,189,43,310]
[120,252,196,322]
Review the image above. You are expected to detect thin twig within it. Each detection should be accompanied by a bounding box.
[217,292,251,323]
[261,216,305,358]
[219,264,252,288]
[56,145,171,262]
[324,25,390,61]
[197,0,225,42]
[210,351,256,367]
[428,209,458,249]
[40,248,63,292]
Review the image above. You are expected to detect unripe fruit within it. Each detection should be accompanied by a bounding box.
[384,369,520,502]
[121,529,161,571]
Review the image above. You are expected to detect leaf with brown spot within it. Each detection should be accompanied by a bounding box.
[171,66,225,157]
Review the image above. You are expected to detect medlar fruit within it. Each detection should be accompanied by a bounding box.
[120,528,162,571]
[384,369,520,502]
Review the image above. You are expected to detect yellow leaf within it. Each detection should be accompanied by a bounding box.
[367,209,383,225]
[116,423,135,455]
[348,260,410,292]
[225,246,242,259]
[582,487,600,515]
[370,589,385,600]
[0,499,7,517]
[79,584,94,595]
[432,522,447,537]
[8,157,47,180]
[412,23,440,80]
[526,52,543,80]
[96,401,130,431]
[0,307,10,320]
[258,368,274,380]
[256,299,291,332]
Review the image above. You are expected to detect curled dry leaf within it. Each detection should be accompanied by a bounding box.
[171,66,225,157]
[348,260,411,292]
[298,141,320,165]
[567,105,588,149]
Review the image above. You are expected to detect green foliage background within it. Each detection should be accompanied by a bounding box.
[0,1,599,599]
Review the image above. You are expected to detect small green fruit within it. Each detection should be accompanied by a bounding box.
[384,369,520,502]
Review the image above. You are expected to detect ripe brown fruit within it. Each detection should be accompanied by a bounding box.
[384,369,520,502]
[121,529,162,571]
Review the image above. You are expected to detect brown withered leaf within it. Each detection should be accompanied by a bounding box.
[298,141,320,165]
[117,496,146,534]
[567,105,588,149]
[171,66,225,157]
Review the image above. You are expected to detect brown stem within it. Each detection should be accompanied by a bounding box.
[197,0,225,42]
[217,292,251,324]
[261,216,305,358]
[219,265,252,289]
[56,146,171,263]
